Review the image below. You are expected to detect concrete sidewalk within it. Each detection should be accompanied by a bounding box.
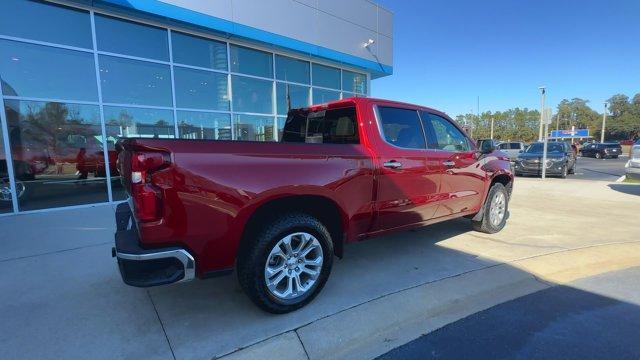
[1,178,639,360]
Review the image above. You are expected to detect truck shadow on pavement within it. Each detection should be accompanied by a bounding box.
[377,268,640,360]
[608,183,640,196]
[146,217,498,358]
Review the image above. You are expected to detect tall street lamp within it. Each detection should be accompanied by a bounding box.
[538,86,546,141]
[600,102,608,143]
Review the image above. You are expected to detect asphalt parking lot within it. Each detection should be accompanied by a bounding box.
[516,155,628,181]
[1,177,639,360]
[378,266,640,360]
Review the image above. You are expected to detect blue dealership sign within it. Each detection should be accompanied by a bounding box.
[550,129,590,138]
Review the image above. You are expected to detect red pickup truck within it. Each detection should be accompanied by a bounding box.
[112,97,513,313]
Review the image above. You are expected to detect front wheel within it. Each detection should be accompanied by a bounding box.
[472,183,509,234]
[595,152,602,159]
[237,213,333,314]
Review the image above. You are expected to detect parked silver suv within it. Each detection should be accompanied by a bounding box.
[497,141,526,161]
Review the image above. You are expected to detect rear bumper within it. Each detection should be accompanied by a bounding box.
[112,202,195,287]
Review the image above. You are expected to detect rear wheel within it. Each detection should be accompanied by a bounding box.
[237,213,333,314]
[472,183,509,234]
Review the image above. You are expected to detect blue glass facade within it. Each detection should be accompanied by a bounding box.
[0,0,369,213]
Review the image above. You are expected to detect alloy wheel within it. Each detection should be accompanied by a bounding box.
[489,192,506,227]
[264,232,323,300]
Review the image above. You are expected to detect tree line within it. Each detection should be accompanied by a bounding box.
[455,93,640,142]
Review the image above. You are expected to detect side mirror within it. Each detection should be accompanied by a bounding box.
[480,140,495,154]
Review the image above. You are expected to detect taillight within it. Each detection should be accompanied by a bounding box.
[130,151,171,222]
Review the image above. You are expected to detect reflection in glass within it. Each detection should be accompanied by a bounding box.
[277,116,286,142]
[178,111,231,140]
[276,83,309,115]
[312,64,340,89]
[312,88,340,104]
[95,14,169,61]
[231,76,273,114]
[0,120,13,213]
[99,55,172,107]
[230,45,273,78]
[104,106,175,200]
[0,0,93,48]
[4,100,108,211]
[174,67,229,110]
[275,55,310,84]
[0,39,98,101]
[342,70,367,94]
[172,32,227,70]
[103,106,175,139]
[234,114,275,142]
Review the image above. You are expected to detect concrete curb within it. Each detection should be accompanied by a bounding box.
[220,242,640,360]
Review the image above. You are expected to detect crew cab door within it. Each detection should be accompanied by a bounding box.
[370,106,441,231]
[420,112,485,217]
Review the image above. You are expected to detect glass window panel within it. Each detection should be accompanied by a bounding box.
[234,114,275,142]
[178,111,231,140]
[95,14,169,61]
[229,45,273,78]
[342,70,367,94]
[171,32,227,70]
[312,88,340,105]
[0,0,92,48]
[277,116,286,142]
[312,64,340,89]
[276,83,309,115]
[378,107,426,149]
[275,55,310,84]
[104,106,174,200]
[231,76,273,114]
[99,55,172,107]
[174,67,229,111]
[0,39,98,101]
[0,120,13,213]
[4,100,108,211]
[424,113,470,152]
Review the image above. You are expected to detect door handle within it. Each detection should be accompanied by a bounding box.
[442,160,456,168]
[383,161,403,169]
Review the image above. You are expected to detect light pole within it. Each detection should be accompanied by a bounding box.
[490,117,494,140]
[600,102,607,143]
[538,86,546,142]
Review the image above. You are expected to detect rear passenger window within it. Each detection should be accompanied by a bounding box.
[423,113,470,152]
[281,106,359,144]
[510,143,521,150]
[377,107,426,149]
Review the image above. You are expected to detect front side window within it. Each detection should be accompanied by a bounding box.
[378,107,426,149]
[425,113,470,152]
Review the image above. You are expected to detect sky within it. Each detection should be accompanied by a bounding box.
[371,0,640,118]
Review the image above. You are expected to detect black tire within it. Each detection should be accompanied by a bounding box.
[595,152,602,159]
[237,213,333,314]
[472,183,509,234]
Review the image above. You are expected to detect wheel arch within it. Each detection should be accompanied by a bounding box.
[237,194,347,261]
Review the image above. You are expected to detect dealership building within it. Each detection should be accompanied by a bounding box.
[0,0,393,215]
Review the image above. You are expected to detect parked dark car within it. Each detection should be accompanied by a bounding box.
[514,141,576,178]
[581,143,622,159]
